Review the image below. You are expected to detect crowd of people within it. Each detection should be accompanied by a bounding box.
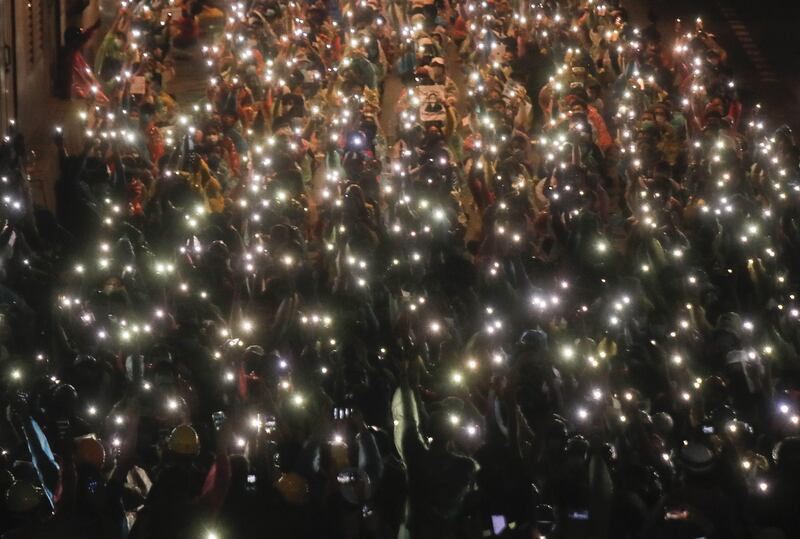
[1,0,800,536]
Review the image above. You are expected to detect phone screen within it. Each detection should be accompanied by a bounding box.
[491,515,507,535]
[568,510,590,521]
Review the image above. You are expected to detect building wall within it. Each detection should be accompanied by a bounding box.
[13,0,58,134]
[3,0,99,138]
[0,0,100,208]
[0,0,17,129]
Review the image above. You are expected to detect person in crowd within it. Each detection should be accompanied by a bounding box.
[1,0,799,537]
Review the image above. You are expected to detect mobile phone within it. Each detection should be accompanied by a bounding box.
[333,407,352,420]
[337,470,357,484]
[702,425,714,434]
[665,509,689,521]
[212,411,226,430]
[246,473,257,491]
[568,510,590,521]
[87,477,99,495]
[491,515,507,535]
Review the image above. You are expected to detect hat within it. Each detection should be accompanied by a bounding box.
[74,436,106,471]
[716,312,743,338]
[679,442,714,473]
[338,468,372,505]
[5,481,42,512]
[652,412,674,435]
[518,329,549,353]
[167,424,200,456]
[275,472,310,505]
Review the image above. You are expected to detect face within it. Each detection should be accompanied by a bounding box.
[570,105,586,116]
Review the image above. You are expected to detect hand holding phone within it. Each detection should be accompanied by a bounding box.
[491,515,507,535]
[246,473,257,492]
[212,410,226,430]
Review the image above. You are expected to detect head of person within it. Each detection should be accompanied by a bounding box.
[652,103,671,125]
[706,48,722,67]
[167,424,201,459]
[430,57,446,80]
[274,472,310,506]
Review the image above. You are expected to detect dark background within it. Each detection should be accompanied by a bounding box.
[645,0,800,130]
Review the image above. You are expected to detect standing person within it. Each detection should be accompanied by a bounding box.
[57,19,108,103]
[128,423,231,539]
[393,357,478,539]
